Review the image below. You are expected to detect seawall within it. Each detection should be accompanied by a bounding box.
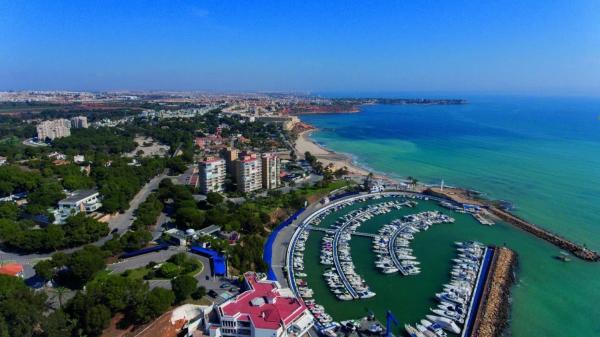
[470,247,517,337]
[424,187,600,261]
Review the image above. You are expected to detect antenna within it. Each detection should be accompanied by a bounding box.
[386,310,399,337]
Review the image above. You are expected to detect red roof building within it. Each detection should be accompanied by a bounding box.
[0,263,24,277]
[213,273,313,337]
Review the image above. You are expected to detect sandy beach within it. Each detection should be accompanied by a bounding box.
[294,129,399,185]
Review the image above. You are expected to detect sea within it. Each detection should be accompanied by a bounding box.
[298,96,600,337]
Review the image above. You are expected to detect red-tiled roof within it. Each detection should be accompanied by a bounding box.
[0,263,23,277]
[220,273,307,330]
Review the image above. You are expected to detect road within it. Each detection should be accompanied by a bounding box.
[105,172,167,235]
[106,246,235,299]
[0,172,167,277]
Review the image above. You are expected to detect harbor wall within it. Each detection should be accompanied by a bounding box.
[470,247,517,337]
[423,188,599,261]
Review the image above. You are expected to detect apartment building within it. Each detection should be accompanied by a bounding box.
[36,119,71,140]
[234,153,262,193]
[261,153,281,190]
[199,157,226,194]
[70,116,89,128]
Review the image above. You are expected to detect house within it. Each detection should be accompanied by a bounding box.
[73,154,85,163]
[55,189,102,224]
[198,225,221,236]
[0,156,7,166]
[0,263,24,278]
[48,151,67,160]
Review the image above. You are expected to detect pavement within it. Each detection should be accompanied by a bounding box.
[0,172,168,278]
[105,172,167,235]
[106,245,237,300]
[270,197,330,287]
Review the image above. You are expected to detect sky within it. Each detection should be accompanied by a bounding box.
[1,0,600,95]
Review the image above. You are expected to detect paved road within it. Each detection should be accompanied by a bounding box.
[270,197,331,287]
[0,172,168,277]
[105,173,167,235]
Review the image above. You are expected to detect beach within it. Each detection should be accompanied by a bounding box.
[295,129,370,176]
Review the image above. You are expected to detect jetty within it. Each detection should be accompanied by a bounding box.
[388,224,410,275]
[425,187,600,261]
[468,247,517,337]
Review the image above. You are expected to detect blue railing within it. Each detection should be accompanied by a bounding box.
[263,208,305,281]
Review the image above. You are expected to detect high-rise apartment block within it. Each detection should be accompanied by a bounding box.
[70,116,89,128]
[36,119,71,141]
[235,153,262,193]
[199,157,226,194]
[261,153,281,190]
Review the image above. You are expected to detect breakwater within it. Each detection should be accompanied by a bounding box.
[424,187,600,261]
[488,206,599,261]
[470,247,517,337]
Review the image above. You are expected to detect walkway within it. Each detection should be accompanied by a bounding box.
[332,219,359,299]
[388,224,410,275]
[305,225,377,238]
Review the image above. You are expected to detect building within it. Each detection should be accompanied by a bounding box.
[55,189,102,224]
[73,154,85,163]
[199,157,226,194]
[0,263,24,278]
[70,115,89,128]
[214,272,313,337]
[223,147,239,175]
[261,153,281,190]
[36,119,71,141]
[235,153,262,193]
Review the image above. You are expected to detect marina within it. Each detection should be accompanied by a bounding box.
[281,191,525,337]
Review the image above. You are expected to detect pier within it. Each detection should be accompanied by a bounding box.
[425,187,600,262]
[387,225,410,275]
[305,225,377,238]
[468,247,517,337]
[460,247,494,337]
[332,222,359,299]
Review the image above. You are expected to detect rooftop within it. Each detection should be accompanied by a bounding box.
[220,272,306,330]
[0,263,24,277]
[60,189,99,203]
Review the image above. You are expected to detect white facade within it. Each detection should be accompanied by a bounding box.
[36,119,71,140]
[235,154,262,193]
[199,158,226,194]
[55,189,102,224]
[70,116,89,128]
[261,153,281,190]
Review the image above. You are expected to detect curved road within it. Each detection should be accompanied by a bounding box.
[0,173,167,277]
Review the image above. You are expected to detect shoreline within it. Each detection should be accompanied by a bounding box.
[293,121,599,262]
[294,128,399,186]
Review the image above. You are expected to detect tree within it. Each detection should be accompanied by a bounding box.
[34,260,56,281]
[82,304,111,337]
[0,202,19,220]
[119,229,152,251]
[41,310,74,337]
[191,286,206,300]
[52,287,68,309]
[175,207,206,229]
[171,275,197,302]
[134,288,175,322]
[206,191,224,205]
[157,262,181,279]
[65,245,106,288]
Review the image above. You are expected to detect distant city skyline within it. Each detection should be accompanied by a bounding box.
[1,1,600,96]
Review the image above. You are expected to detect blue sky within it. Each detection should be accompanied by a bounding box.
[1,1,599,95]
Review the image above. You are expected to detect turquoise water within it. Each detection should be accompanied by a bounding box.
[299,97,600,336]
